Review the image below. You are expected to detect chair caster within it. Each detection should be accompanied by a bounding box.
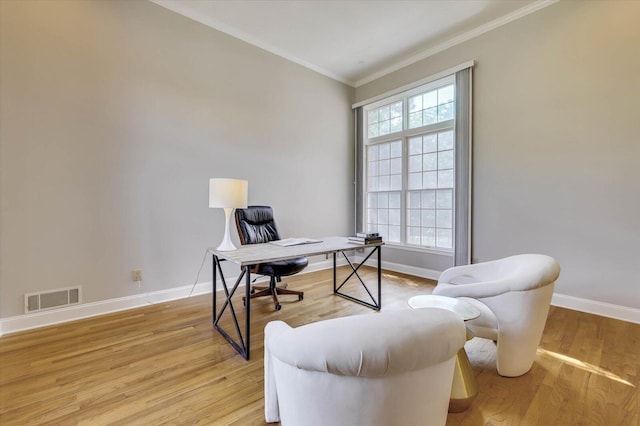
[250,289,256,295]
[275,304,282,311]
[298,295,304,301]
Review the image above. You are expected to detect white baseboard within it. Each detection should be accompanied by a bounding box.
[0,282,212,337]
[3,259,637,336]
[0,258,341,337]
[355,255,441,281]
[551,293,640,324]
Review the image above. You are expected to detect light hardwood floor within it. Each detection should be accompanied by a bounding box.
[1,267,638,425]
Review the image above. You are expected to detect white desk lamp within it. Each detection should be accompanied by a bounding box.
[209,178,248,251]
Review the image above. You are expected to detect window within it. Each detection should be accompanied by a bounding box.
[406,130,454,249]
[408,84,454,128]
[362,77,457,251]
[367,101,402,138]
[366,140,402,243]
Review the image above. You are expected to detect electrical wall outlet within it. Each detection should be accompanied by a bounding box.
[132,269,142,282]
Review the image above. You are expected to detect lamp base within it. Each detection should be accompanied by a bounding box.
[216,207,237,251]
[216,240,237,251]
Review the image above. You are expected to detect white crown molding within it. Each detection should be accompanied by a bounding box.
[148,0,354,86]
[354,0,559,87]
[149,0,558,88]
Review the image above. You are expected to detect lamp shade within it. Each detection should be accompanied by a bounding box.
[209,178,248,209]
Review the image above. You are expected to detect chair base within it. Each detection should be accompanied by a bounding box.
[245,277,303,311]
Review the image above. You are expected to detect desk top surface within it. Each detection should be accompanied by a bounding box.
[210,236,383,266]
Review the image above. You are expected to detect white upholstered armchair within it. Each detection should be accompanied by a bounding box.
[264,308,466,426]
[432,254,561,377]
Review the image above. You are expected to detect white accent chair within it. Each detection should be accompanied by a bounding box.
[264,308,466,426]
[432,254,560,377]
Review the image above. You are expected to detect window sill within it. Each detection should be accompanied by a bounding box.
[382,242,453,256]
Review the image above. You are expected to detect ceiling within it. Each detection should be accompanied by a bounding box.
[151,0,556,87]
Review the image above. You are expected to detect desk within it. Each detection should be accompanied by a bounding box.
[210,236,383,360]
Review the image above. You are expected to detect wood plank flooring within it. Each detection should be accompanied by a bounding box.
[1,266,638,425]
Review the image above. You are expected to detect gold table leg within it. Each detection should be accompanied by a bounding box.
[448,330,478,412]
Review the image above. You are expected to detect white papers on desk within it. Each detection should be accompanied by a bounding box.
[269,238,322,247]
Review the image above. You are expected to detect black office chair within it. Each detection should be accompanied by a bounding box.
[234,206,307,311]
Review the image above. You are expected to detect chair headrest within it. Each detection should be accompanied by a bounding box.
[235,205,280,244]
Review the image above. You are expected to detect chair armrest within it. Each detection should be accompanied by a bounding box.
[433,279,513,299]
[264,321,292,423]
[439,264,476,284]
[438,260,502,284]
[439,255,560,293]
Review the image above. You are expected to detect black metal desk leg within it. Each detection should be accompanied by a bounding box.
[245,265,251,358]
[333,252,337,292]
[333,245,382,310]
[377,245,382,307]
[212,254,217,324]
[211,257,249,360]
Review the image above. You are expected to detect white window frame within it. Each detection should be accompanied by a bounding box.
[362,75,456,253]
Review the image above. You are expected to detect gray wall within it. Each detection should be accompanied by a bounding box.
[356,0,640,309]
[0,0,354,318]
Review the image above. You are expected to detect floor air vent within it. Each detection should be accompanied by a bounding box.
[25,287,81,313]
